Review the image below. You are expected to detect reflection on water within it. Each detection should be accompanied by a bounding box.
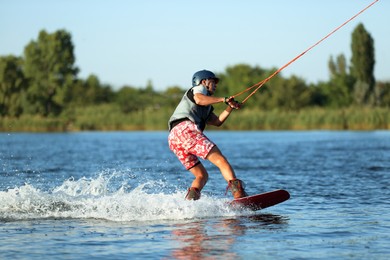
[170,214,288,259]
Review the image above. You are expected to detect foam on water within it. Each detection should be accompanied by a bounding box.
[0,174,245,222]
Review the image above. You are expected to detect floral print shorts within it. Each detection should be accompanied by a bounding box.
[168,120,215,170]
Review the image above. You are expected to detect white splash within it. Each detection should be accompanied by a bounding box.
[0,175,245,222]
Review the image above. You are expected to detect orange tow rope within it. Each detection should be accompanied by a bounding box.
[233,0,379,104]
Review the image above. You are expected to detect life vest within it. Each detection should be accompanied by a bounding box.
[168,85,214,131]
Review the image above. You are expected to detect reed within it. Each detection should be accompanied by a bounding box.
[1,115,67,132]
[1,106,389,132]
[216,107,390,131]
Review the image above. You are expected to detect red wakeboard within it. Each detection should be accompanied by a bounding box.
[229,189,290,211]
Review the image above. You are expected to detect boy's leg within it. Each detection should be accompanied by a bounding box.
[188,163,209,190]
[206,146,248,199]
[206,146,236,181]
[186,163,208,200]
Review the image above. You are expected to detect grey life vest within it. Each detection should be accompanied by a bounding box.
[168,85,214,131]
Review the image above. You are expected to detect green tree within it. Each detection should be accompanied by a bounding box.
[0,55,27,116]
[261,75,310,110]
[309,81,327,107]
[145,79,154,93]
[350,23,375,105]
[216,64,267,108]
[83,74,102,103]
[116,86,145,113]
[375,82,390,107]
[163,86,184,108]
[323,54,354,108]
[23,29,78,116]
[66,74,113,106]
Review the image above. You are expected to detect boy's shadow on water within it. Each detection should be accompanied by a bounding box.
[170,213,289,259]
[248,213,289,227]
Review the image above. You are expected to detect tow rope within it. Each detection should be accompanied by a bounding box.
[233,0,379,104]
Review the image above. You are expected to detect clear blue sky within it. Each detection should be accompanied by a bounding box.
[1,0,388,91]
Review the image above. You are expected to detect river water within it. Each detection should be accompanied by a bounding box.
[1,131,389,259]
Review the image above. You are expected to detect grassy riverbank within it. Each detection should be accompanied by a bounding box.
[1,105,389,132]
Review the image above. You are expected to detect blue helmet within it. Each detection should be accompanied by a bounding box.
[192,70,219,87]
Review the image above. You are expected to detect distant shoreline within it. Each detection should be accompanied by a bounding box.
[2,107,389,132]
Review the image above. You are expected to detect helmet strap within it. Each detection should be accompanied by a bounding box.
[204,79,212,94]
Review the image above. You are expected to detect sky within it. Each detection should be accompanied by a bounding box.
[1,0,388,91]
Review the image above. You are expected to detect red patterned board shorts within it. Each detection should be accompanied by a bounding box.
[168,121,215,170]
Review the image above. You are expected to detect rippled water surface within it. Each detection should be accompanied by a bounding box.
[1,131,389,259]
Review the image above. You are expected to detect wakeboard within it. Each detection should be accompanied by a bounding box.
[229,189,290,211]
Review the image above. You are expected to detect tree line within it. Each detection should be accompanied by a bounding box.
[1,23,389,121]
